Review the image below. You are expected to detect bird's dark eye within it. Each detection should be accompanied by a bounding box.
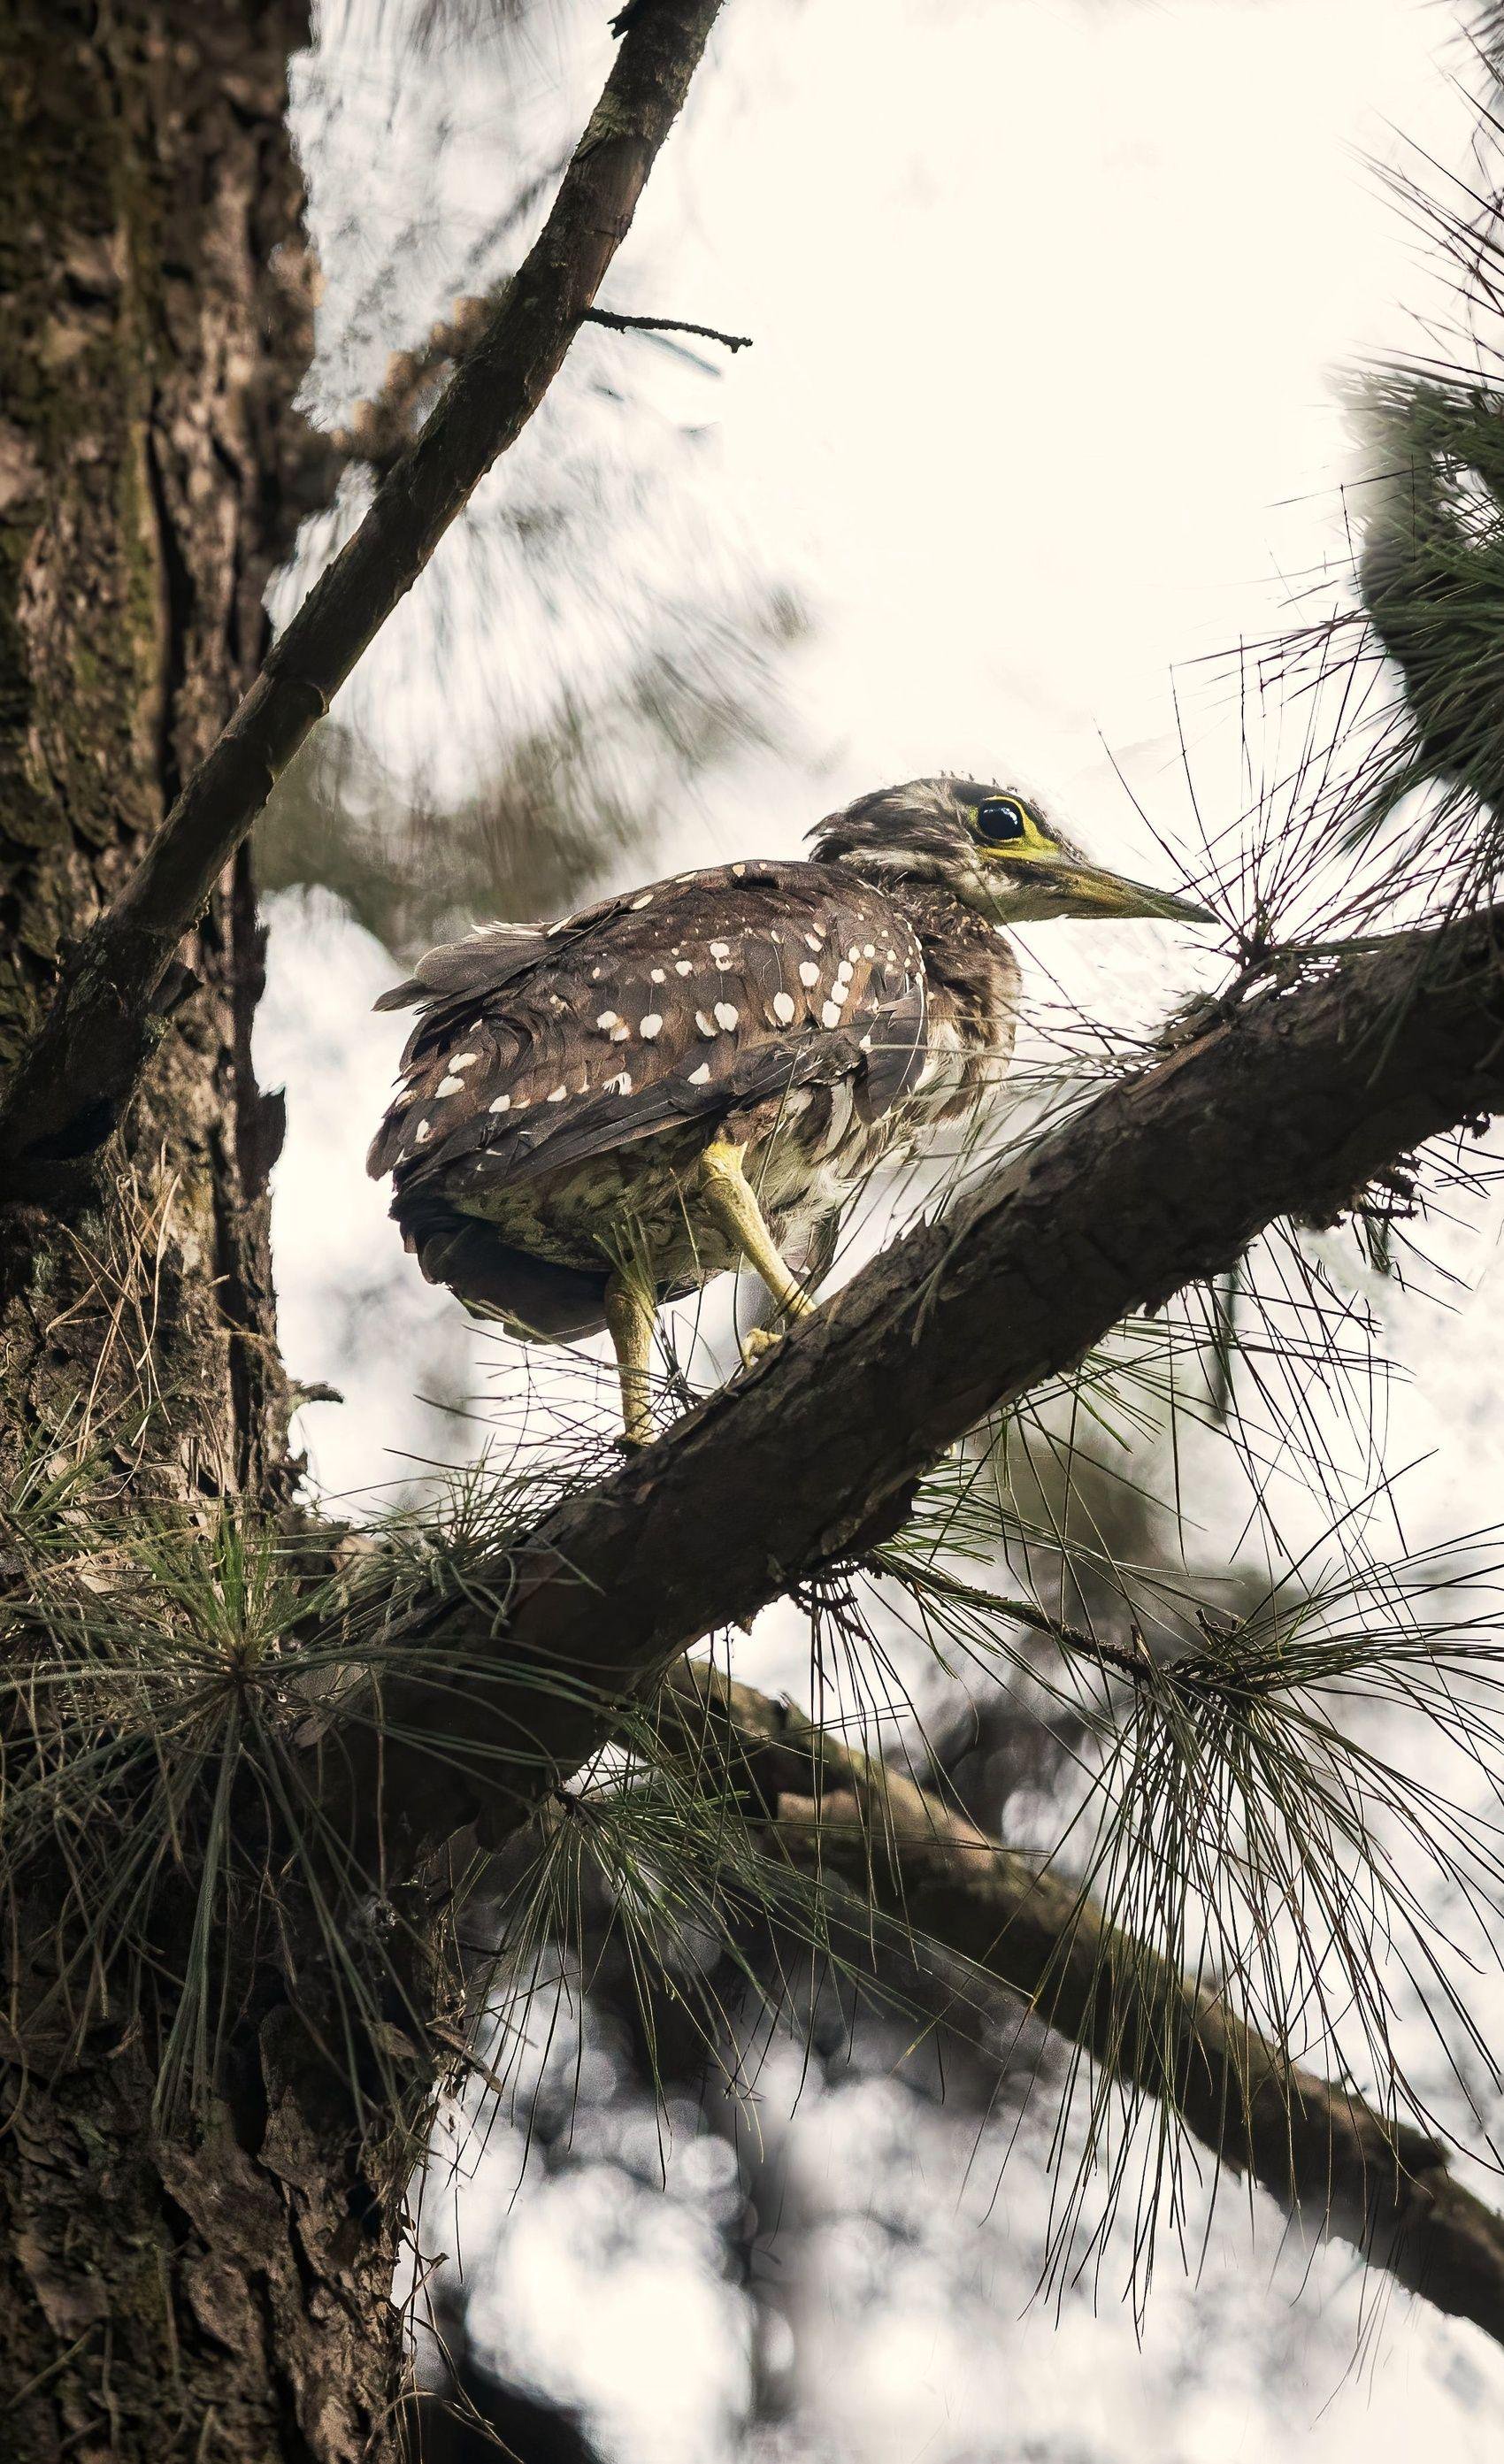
[976,797,1028,845]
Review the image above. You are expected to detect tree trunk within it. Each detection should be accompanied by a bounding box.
[0,0,320,1501]
[0,10,411,2455]
[2,2020,410,2464]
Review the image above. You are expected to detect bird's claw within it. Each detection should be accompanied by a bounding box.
[739,1324,782,1371]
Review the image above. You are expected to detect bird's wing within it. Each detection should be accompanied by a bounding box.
[372,862,759,1027]
[372,920,553,1014]
[368,860,928,1194]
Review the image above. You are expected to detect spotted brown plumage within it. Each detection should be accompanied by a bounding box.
[368,778,1214,1437]
[370,857,929,1325]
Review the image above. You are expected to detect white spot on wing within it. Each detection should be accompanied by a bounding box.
[640,1014,664,1040]
[604,1071,633,1095]
[415,1118,433,1142]
[450,1051,479,1071]
[695,1009,718,1038]
[595,1010,620,1032]
[547,1085,567,1102]
[489,1094,511,1113]
[798,962,820,989]
[714,1002,740,1032]
[821,1001,842,1029]
[687,1063,711,1085]
[631,893,654,910]
[650,968,665,984]
[771,992,796,1025]
[675,960,694,977]
[434,1075,464,1097]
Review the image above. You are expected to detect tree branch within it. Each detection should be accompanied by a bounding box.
[314,904,1504,1877]
[580,306,752,350]
[664,1663,1504,2351]
[0,0,725,1191]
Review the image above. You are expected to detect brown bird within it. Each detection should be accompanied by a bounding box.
[368,779,1212,1441]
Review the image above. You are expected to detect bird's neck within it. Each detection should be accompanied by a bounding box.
[871,875,1017,1025]
[863,872,1022,1123]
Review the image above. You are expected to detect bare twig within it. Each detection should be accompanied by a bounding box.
[331,295,752,473]
[0,0,725,1190]
[312,903,1504,1877]
[580,307,752,350]
[666,1664,1504,2352]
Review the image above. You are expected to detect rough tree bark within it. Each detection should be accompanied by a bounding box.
[0,0,318,1500]
[0,8,408,2458]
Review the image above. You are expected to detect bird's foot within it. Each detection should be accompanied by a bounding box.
[739,1324,783,1371]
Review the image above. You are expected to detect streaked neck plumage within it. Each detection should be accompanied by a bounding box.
[832,859,1023,1117]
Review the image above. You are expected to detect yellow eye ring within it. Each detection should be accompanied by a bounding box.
[976,797,1028,846]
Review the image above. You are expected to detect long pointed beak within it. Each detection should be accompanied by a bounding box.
[1026,855,1217,925]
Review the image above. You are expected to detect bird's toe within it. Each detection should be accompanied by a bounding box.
[739,1324,782,1370]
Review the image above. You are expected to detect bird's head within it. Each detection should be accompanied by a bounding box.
[810,777,1215,926]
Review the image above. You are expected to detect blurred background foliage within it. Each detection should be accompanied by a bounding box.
[257,578,803,957]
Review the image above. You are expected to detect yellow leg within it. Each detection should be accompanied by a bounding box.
[605,1271,656,1447]
[696,1140,815,1353]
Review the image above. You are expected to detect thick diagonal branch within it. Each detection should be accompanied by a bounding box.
[0,0,724,1187]
[318,907,1504,1874]
[664,1664,1504,2351]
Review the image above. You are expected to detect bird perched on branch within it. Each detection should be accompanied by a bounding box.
[368,779,1212,1442]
